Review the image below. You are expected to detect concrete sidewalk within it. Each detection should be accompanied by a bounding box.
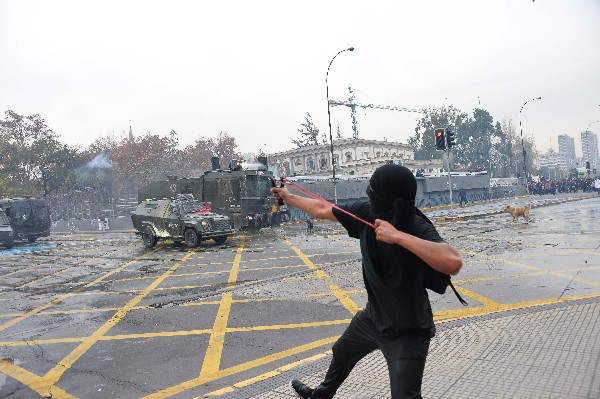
[227,297,600,399]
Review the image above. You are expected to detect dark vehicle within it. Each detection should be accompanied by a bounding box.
[137,158,277,230]
[0,208,14,249]
[131,194,234,248]
[0,197,51,243]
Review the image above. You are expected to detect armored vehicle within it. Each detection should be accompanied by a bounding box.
[0,197,51,243]
[0,208,14,249]
[137,157,277,230]
[131,194,234,248]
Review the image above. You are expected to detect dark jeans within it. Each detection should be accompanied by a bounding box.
[313,311,430,399]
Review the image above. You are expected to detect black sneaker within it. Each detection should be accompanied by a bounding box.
[290,379,314,399]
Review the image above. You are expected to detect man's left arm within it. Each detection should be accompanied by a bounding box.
[374,219,462,275]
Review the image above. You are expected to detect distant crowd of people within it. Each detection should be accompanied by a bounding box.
[527,177,600,196]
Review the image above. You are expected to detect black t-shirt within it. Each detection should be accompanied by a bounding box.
[333,200,444,337]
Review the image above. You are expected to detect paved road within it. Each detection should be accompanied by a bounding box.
[0,193,599,398]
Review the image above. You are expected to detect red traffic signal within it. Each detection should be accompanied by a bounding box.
[435,128,446,151]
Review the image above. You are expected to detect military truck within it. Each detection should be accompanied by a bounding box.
[0,208,14,249]
[137,157,277,231]
[131,194,234,248]
[0,197,51,243]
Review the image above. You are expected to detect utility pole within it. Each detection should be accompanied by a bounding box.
[447,149,454,215]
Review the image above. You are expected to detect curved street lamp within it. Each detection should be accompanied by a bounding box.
[585,120,599,132]
[326,46,354,204]
[519,96,542,186]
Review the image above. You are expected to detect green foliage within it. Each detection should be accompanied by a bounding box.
[409,106,537,177]
[0,110,79,196]
[0,110,243,200]
[293,113,321,147]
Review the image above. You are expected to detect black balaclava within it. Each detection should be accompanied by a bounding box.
[367,164,417,231]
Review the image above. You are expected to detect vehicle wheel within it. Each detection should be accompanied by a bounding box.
[142,233,157,248]
[213,236,227,245]
[3,242,13,249]
[184,229,199,248]
[28,237,37,243]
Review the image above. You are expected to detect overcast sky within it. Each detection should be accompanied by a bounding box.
[1,0,599,158]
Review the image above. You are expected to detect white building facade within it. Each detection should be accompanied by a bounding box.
[539,149,568,171]
[268,139,443,177]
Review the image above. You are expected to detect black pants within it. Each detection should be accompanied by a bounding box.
[313,311,430,399]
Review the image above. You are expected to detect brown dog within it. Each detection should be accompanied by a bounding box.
[504,204,531,223]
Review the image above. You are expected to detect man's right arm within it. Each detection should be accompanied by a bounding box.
[271,186,337,222]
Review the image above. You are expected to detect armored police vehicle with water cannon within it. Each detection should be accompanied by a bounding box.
[137,157,278,231]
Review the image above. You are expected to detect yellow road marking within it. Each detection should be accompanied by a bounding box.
[200,292,233,377]
[0,359,77,399]
[16,266,73,289]
[0,319,352,348]
[40,247,197,390]
[0,247,162,333]
[462,250,600,287]
[201,291,600,397]
[0,262,59,279]
[198,236,245,378]
[281,238,359,315]
[141,335,339,399]
[204,351,333,397]
[435,293,600,323]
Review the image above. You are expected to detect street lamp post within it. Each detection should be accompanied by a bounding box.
[585,120,599,132]
[327,47,354,204]
[519,96,542,187]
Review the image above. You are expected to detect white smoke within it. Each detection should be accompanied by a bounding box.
[86,154,112,169]
[241,162,267,171]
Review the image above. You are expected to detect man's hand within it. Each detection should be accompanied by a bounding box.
[374,219,400,244]
[271,186,290,205]
[375,219,462,275]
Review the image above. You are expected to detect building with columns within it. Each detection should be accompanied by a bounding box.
[268,139,443,177]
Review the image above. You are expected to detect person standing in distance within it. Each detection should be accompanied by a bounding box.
[271,164,462,399]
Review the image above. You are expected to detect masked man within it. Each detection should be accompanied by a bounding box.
[271,164,462,399]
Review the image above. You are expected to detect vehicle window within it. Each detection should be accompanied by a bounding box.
[32,203,50,219]
[204,180,218,196]
[144,203,158,209]
[245,176,271,197]
[182,201,203,213]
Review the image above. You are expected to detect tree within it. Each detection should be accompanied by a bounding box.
[182,131,241,174]
[501,118,537,179]
[30,137,79,196]
[409,106,534,177]
[0,110,66,195]
[292,113,321,147]
[455,108,498,172]
[108,131,180,196]
[409,106,469,162]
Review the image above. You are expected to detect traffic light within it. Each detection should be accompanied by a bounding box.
[434,128,446,151]
[446,129,456,148]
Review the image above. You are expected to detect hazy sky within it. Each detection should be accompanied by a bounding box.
[1,0,599,157]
